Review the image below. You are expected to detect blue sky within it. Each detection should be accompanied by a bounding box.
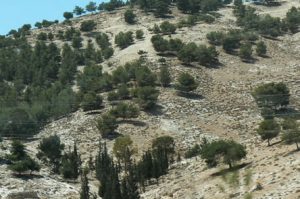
[0,0,104,35]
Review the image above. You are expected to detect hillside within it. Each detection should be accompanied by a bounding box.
[0,1,300,199]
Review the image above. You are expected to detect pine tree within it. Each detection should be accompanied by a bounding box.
[80,169,90,199]
[159,65,171,87]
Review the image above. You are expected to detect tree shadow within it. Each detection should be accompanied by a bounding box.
[146,104,164,116]
[12,173,44,180]
[177,92,204,100]
[241,57,258,64]
[211,162,252,177]
[275,107,300,120]
[269,140,282,147]
[117,119,147,127]
[283,148,300,157]
[104,132,122,140]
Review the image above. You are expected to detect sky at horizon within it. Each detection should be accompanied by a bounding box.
[0,0,104,35]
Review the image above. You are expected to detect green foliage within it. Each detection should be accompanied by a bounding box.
[80,20,96,32]
[152,136,175,159]
[281,118,300,150]
[286,7,300,33]
[110,102,140,119]
[112,66,130,85]
[99,0,124,11]
[72,36,83,49]
[81,92,103,111]
[80,169,90,199]
[206,31,224,45]
[151,35,170,52]
[95,33,111,49]
[135,86,159,110]
[115,31,134,49]
[201,139,247,168]
[175,72,198,93]
[37,32,48,41]
[257,119,280,146]
[239,42,252,60]
[63,12,74,20]
[184,144,201,158]
[97,113,118,138]
[178,42,199,63]
[37,135,64,173]
[117,84,130,100]
[102,47,114,59]
[222,32,241,52]
[135,65,157,87]
[256,41,267,56]
[160,21,176,35]
[7,140,40,175]
[74,6,85,16]
[135,30,144,39]
[159,65,171,87]
[86,1,97,13]
[252,82,290,110]
[61,143,81,179]
[124,10,136,24]
[113,135,135,170]
[107,91,119,101]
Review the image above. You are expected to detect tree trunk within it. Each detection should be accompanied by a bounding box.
[267,139,270,146]
[228,161,232,169]
[296,142,299,150]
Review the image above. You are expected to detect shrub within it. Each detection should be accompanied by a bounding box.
[37,32,48,41]
[124,9,136,24]
[63,12,74,20]
[110,102,139,119]
[107,91,119,101]
[160,21,176,34]
[97,113,118,138]
[102,47,114,59]
[151,35,169,52]
[239,43,253,60]
[95,33,110,49]
[115,31,134,49]
[159,65,171,87]
[257,119,280,146]
[256,41,267,56]
[80,20,96,32]
[201,139,246,168]
[252,82,290,110]
[136,30,144,39]
[175,72,198,93]
[117,84,130,99]
[178,42,199,63]
[136,86,159,110]
[81,92,103,111]
[206,31,224,45]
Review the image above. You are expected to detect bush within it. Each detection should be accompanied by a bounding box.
[136,86,159,110]
[63,12,74,20]
[178,42,199,63]
[160,21,176,34]
[37,135,64,173]
[97,113,118,138]
[95,33,110,49]
[175,72,198,93]
[102,47,114,59]
[159,65,171,87]
[135,65,157,87]
[239,43,252,60]
[256,41,267,56]
[257,119,280,146]
[80,20,96,32]
[37,32,48,41]
[107,91,119,101]
[197,45,219,66]
[201,139,246,168]
[151,35,169,52]
[222,34,241,52]
[110,102,139,119]
[206,31,224,45]
[252,82,290,110]
[184,144,201,158]
[115,31,134,49]
[124,10,136,24]
[117,84,130,99]
[136,30,144,39]
[81,92,103,111]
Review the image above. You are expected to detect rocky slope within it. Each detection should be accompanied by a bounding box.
[1,1,300,198]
